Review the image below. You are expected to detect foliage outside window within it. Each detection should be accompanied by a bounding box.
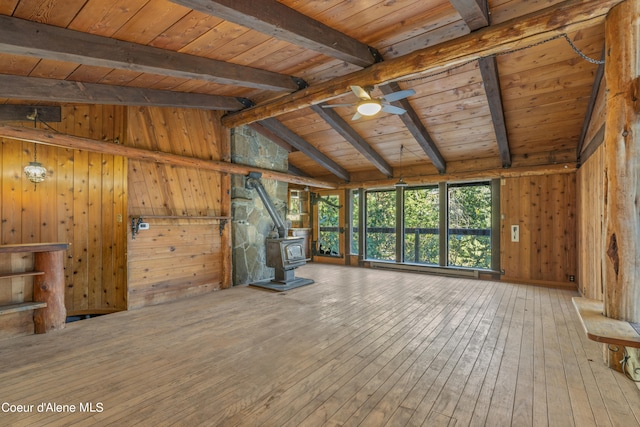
[287,190,301,221]
[358,181,494,269]
[447,183,492,269]
[317,194,340,256]
[404,187,439,264]
[365,190,396,261]
[350,190,359,255]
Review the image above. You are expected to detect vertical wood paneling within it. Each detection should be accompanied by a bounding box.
[0,105,128,316]
[127,107,230,305]
[127,218,222,309]
[500,173,577,285]
[113,152,128,310]
[577,139,605,300]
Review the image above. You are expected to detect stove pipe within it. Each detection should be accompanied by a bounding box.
[245,172,286,238]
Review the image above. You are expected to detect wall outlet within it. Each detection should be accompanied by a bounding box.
[511,225,519,242]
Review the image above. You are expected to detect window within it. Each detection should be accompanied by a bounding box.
[365,190,396,261]
[287,190,301,221]
[350,189,359,255]
[317,194,340,256]
[447,182,492,269]
[356,180,496,270]
[404,186,439,265]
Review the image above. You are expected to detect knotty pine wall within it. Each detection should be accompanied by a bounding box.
[2,105,231,314]
[126,107,231,309]
[500,172,577,286]
[0,105,128,315]
[576,144,604,300]
[576,74,607,301]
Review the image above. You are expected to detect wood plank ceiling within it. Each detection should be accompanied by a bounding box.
[0,0,612,185]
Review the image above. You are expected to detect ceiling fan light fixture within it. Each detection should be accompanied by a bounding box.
[356,100,382,116]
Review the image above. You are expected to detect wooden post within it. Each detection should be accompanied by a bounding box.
[33,250,67,333]
[218,111,233,289]
[603,0,640,370]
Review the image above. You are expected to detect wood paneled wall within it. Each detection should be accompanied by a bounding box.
[127,218,222,309]
[127,107,230,308]
[0,105,128,315]
[576,144,604,299]
[500,173,577,286]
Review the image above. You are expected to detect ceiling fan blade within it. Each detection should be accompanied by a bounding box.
[321,103,354,108]
[351,112,363,121]
[382,104,406,115]
[381,88,416,103]
[351,85,371,100]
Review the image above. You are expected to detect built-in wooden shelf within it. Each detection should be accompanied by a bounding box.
[0,301,47,316]
[0,243,69,253]
[572,297,640,348]
[0,243,69,333]
[0,271,45,280]
[132,215,231,220]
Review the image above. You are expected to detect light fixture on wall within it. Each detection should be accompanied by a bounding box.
[23,109,47,188]
[24,143,47,187]
[395,144,408,188]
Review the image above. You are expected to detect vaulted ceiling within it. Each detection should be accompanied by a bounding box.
[0,0,615,186]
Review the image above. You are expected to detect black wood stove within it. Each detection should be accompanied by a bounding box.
[246,172,314,291]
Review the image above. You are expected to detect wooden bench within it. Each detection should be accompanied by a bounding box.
[572,297,640,348]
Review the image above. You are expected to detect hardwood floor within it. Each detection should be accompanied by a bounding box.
[1,264,639,426]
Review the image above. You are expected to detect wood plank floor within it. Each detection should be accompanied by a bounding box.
[1,264,639,426]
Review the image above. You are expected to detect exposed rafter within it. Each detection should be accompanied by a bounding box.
[0,105,61,123]
[310,105,393,177]
[0,15,303,92]
[259,118,350,182]
[168,0,381,67]
[246,122,296,153]
[478,56,511,168]
[379,82,446,174]
[0,75,246,111]
[0,125,335,189]
[222,0,618,128]
[288,164,310,178]
[577,47,606,164]
[449,0,490,30]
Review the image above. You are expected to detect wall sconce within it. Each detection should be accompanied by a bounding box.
[24,109,47,188]
[24,143,47,188]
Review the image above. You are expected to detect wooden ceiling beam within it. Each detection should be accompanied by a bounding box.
[0,105,61,123]
[0,75,245,111]
[222,0,619,128]
[288,164,310,178]
[0,15,302,92]
[310,105,393,177]
[246,122,296,153]
[169,0,380,67]
[379,82,447,174]
[577,47,606,164]
[478,56,511,168]
[259,118,350,182]
[450,0,490,30]
[0,124,335,189]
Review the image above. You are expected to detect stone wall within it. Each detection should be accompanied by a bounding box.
[231,126,289,285]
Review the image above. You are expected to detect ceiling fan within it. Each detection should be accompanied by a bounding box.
[322,85,416,120]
